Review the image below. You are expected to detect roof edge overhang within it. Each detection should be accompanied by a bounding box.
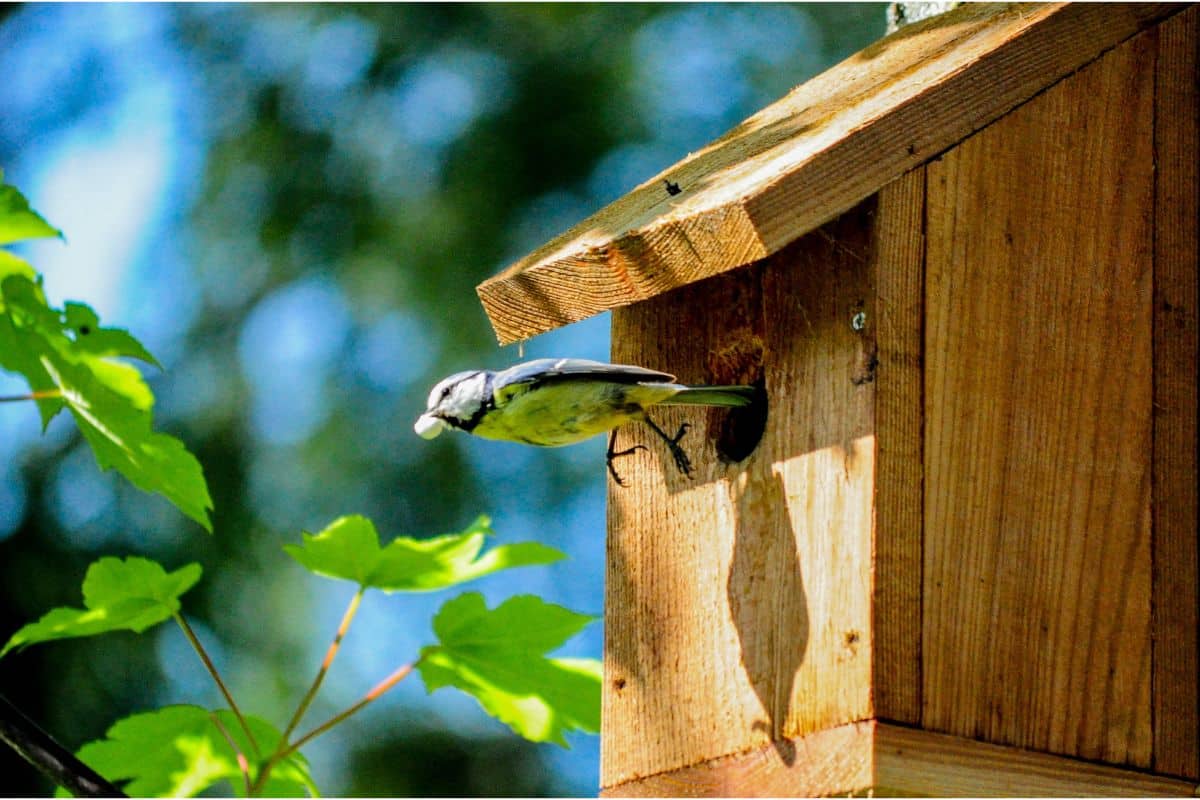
[477,2,1182,345]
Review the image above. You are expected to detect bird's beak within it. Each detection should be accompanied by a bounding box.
[414,413,447,439]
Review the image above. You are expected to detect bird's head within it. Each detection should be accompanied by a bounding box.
[414,369,490,439]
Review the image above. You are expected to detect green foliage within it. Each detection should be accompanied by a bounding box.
[0,175,212,530]
[284,514,564,592]
[0,171,62,246]
[0,557,201,657]
[59,706,315,798]
[3,513,599,796]
[419,593,601,746]
[0,168,601,795]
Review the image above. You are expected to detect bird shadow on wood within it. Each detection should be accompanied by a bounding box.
[726,468,808,766]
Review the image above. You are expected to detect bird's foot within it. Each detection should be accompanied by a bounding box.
[606,430,647,487]
[665,422,693,476]
[642,417,694,478]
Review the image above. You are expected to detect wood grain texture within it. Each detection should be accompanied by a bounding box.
[602,721,875,798]
[604,205,878,787]
[922,29,1156,768]
[1151,5,1200,781]
[478,3,1184,344]
[871,168,926,726]
[603,721,1198,798]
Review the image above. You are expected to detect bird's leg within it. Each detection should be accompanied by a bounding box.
[606,429,646,487]
[642,416,693,477]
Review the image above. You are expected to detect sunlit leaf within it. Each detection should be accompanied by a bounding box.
[57,706,316,798]
[0,180,62,245]
[1,273,57,331]
[0,249,35,284]
[64,301,161,367]
[41,354,212,530]
[284,515,563,592]
[418,592,601,746]
[1,273,210,526]
[1,557,202,657]
[0,314,63,426]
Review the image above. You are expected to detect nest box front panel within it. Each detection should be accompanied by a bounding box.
[603,205,880,786]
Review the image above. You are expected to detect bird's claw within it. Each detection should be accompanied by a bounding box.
[665,423,693,476]
[642,418,693,478]
[606,431,647,487]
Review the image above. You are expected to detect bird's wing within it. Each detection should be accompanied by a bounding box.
[491,358,676,404]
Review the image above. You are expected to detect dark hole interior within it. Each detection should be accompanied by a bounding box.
[716,378,767,463]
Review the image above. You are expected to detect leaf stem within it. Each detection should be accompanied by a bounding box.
[286,659,417,757]
[0,389,61,403]
[280,587,364,743]
[207,711,252,798]
[258,659,415,795]
[249,592,392,797]
[173,613,261,758]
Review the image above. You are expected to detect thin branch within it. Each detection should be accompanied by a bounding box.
[286,660,416,756]
[0,693,125,798]
[0,389,61,403]
[251,659,418,795]
[173,613,261,758]
[280,588,364,743]
[207,711,252,798]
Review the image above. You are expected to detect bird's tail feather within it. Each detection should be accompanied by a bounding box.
[661,385,756,408]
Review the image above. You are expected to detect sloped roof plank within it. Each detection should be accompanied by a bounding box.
[477,2,1180,344]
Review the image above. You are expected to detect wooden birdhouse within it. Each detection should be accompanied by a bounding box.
[478,3,1198,795]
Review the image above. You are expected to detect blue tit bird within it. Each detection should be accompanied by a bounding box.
[414,358,756,484]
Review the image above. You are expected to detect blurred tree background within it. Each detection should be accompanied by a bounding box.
[0,4,884,796]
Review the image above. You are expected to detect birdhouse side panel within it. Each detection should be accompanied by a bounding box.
[921,26,1156,768]
[871,167,928,728]
[1151,4,1200,781]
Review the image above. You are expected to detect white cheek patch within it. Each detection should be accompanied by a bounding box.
[414,414,447,439]
[442,374,488,418]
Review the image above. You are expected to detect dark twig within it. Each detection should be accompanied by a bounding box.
[0,693,125,798]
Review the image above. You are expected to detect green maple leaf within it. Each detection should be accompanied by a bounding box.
[284,515,564,592]
[0,176,62,245]
[41,353,212,530]
[63,301,161,367]
[0,313,59,424]
[418,592,601,746]
[0,248,36,282]
[0,174,211,531]
[0,171,60,315]
[1,557,202,657]
[2,276,158,414]
[0,273,211,530]
[59,706,315,798]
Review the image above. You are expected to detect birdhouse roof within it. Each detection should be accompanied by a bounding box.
[477,2,1177,345]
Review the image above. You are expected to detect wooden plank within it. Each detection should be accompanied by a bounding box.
[871,168,926,726]
[478,3,1183,344]
[602,721,875,798]
[603,720,1198,797]
[873,724,1195,797]
[922,29,1156,767]
[1151,4,1200,781]
[604,205,877,787]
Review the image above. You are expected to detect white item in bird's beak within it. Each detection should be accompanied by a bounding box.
[415,413,447,439]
